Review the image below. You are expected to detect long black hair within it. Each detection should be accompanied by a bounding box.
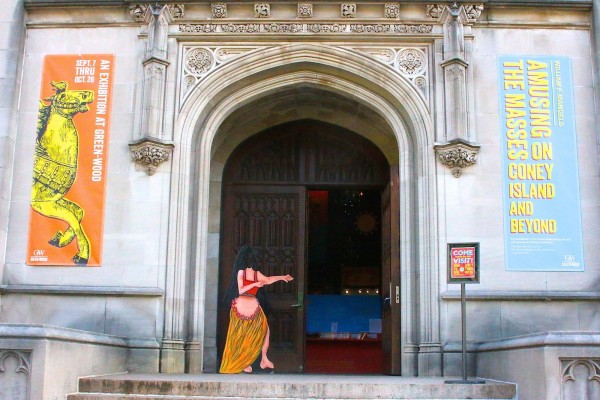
[222,245,272,315]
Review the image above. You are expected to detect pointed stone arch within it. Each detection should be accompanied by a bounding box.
[161,43,441,375]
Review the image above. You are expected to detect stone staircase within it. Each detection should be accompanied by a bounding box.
[66,373,517,400]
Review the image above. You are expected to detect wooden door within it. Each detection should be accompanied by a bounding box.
[220,185,306,373]
[381,167,401,375]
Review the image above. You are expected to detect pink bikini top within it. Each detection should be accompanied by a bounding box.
[242,269,259,296]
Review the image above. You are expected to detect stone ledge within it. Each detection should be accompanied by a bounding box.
[0,284,163,297]
[0,324,159,349]
[441,290,600,301]
[444,331,600,353]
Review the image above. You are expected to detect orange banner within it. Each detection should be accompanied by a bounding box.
[26,54,115,266]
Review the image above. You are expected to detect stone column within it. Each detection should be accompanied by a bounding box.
[420,1,482,377]
[129,3,185,373]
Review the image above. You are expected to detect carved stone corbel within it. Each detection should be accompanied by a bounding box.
[129,137,174,175]
[130,3,178,175]
[434,139,480,177]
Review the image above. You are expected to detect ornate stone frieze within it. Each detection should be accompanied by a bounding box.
[298,4,313,18]
[352,47,429,101]
[341,3,357,18]
[180,46,267,102]
[129,4,185,22]
[264,24,304,33]
[211,3,227,19]
[561,359,600,400]
[179,24,218,33]
[254,3,271,18]
[178,23,433,34]
[129,138,175,175]
[434,139,480,177]
[384,3,400,19]
[308,23,347,33]
[350,24,391,33]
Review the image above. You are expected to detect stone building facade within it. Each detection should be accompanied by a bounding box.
[1,1,599,399]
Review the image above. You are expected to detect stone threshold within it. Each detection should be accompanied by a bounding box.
[69,373,517,400]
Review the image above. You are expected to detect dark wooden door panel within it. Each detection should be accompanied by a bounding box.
[381,167,401,375]
[220,186,306,373]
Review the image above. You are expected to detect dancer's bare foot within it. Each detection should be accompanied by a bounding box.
[243,366,253,373]
[260,358,274,369]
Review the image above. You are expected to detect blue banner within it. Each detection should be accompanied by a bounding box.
[498,56,584,271]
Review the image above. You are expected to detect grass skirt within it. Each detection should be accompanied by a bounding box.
[219,300,268,373]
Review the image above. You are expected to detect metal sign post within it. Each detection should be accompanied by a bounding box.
[444,242,486,385]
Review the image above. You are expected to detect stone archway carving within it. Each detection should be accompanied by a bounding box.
[161,43,441,375]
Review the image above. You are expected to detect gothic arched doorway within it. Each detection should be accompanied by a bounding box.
[218,119,400,374]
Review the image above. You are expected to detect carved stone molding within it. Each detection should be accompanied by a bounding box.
[0,350,31,376]
[298,4,313,18]
[0,350,31,400]
[426,3,483,22]
[341,3,357,18]
[129,4,185,22]
[180,46,267,103]
[129,138,175,175]
[434,139,480,177]
[384,3,400,19]
[561,359,600,400]
[254,3,271,18]
[426,4,445,19]
[211,3,227,19]
[178,23,433,34]
[352,47,429,101]
[464,4,484,22]
[129,4,147,21]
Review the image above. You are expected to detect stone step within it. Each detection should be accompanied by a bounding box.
[67,373,517,400]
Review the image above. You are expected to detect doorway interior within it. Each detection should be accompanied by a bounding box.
[305,189,383,374]
[218,119,397,374]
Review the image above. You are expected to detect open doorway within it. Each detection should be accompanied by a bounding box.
[305,189,383,374]
[219,119,398,374]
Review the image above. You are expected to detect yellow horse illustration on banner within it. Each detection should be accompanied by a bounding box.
[31,81,94,265]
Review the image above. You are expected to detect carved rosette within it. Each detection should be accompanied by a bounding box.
[397,48,426,76]
[298,4,313,18]
[384,3,400,19]
[434,139,480,177]
[129,138,175,175]
[212,3,227,19]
